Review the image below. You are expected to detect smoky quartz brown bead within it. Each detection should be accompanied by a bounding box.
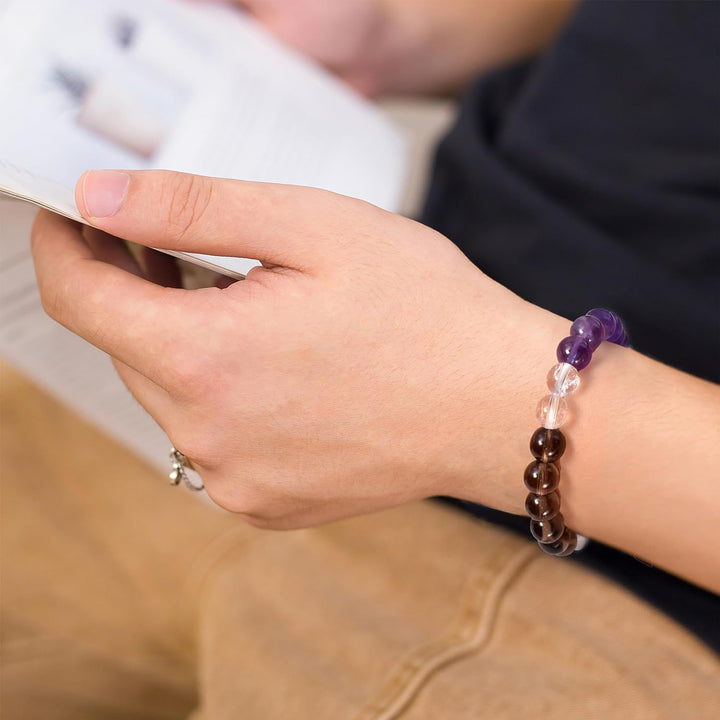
[530,427,567,463]
[538,528,578,557]
[530,513,565,544]
[525,491,561,521]
[523,461,560,495]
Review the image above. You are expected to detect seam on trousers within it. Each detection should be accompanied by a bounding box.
[353,544,538,720]
[170,526,268,663]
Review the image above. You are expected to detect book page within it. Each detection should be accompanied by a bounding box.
[0,0,407,276]
[0,160,85,221]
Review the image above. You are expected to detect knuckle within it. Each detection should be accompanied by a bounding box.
[39,284,62,320]
[171,431,221,471]
[164,173,214,246]
[225,493,268,519]
[39,276,74,326]
[203,480,286,527]
[202,481,248,515]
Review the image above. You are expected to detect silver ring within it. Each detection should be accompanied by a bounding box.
[169,447,204,491]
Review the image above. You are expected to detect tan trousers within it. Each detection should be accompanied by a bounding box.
[2,364,719,719]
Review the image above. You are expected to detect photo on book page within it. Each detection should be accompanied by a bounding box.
[0,0,408,277]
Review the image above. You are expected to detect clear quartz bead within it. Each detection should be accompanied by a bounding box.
[536,393,569,429]
[546,363,581,396]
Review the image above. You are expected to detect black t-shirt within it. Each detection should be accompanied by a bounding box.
[422,0,720,652]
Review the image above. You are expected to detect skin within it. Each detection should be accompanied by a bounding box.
[31,171,720,593]
[194,0,579,95]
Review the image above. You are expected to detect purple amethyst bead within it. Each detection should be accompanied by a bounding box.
[556,335,593,371]
[587,308,625,344]
[570,314,605,351]
[607,323,627,344]
[614,330,631,348]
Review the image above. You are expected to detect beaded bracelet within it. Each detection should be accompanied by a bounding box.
[525,308,629,557]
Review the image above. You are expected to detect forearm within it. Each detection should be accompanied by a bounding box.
[455,301,720,593]
[564,337,720,593]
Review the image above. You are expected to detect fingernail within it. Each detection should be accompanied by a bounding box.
[81,170,130,218]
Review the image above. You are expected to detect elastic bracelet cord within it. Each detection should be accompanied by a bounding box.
[525,308,630,557]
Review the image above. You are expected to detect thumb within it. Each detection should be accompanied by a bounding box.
[75,169,359,270]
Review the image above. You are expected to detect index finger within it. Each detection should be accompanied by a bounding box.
[31,210,199,386]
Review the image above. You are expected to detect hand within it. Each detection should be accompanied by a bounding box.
[193,0,577,96]
[31,170,560,528]
[30,171,720,591]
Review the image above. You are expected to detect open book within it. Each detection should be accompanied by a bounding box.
[0,0,407,277]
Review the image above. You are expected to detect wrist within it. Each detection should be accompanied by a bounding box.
[433,291,570,513]
[443,295,720,590]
